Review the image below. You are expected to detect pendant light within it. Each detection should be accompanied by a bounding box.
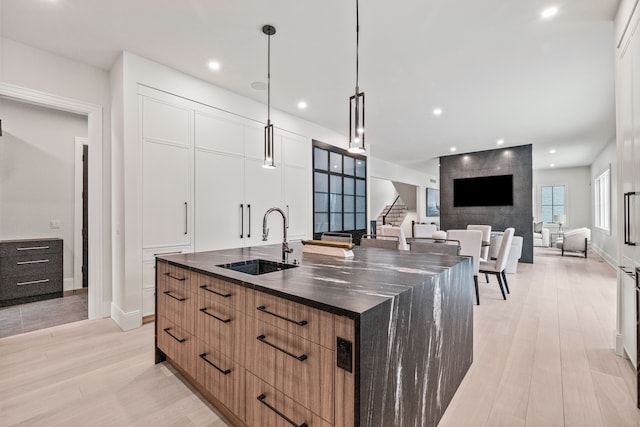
[263,24,276,169]
[348,0,366,154]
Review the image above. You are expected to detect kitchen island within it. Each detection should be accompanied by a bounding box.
[155,242,473,427]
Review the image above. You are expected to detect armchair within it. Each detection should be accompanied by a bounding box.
[533,223,550,247]
[556,227,591,258]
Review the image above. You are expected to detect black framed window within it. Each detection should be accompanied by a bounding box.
[312,140,367,241]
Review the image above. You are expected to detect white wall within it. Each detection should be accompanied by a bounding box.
[590,139,618,266]
[0,98,86,287]
[0,37,112,310]
[370,177,397,220]
[532,166,592,229]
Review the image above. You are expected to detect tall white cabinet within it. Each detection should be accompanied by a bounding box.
[139,87,310,316]
[616,0,640,367]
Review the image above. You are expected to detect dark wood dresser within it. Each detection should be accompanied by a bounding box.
[0,238,63,307]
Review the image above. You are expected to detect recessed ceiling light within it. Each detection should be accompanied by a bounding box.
[450,147,456,152]
[208,61,221,71]
[251,81,268,90]
[549,149,556,154]
[497,139,504,145]
[541,6,558,19]
[433,108,443,116]
[550,163,555,167]
[297,101,307,109]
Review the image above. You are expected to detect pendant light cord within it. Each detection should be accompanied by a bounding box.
[355,0,359,92]
[267,33,271,124]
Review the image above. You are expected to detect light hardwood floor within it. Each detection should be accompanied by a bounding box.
[0,247,637,426]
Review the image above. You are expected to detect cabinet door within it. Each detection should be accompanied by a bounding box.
[284,165,309,241]
[195,111,245,157]
[195,150,245,251]
[244,158,284,247]
[142,140,191,247]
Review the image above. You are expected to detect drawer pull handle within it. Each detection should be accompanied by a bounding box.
[163,291,186,302]
[164,272,186,281]
[256,335,307,361]
[199,353,231,375]
[199,285,232,298]
[153,251,182,256]
[16,259,49,265]
[199,307,231,323]
[256,306,308,326]
[163,327,186,343]
[17,279,49,286]
[17,246,49,251]
[257,394,308,427]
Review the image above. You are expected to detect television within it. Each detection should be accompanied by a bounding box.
[454,174,513,207]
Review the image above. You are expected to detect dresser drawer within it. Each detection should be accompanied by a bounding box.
[195,273,244,311]
[246,289,335,349]
[157,316,194,377]
[194,338,245,420]
[246,317,334,422]
[196,293,245,362]
[157,261,193,293]
[0,253,62,279]
[0,275,62,300]
[157,279,195,333]
[246,372,332,427]
[0,239,62,258]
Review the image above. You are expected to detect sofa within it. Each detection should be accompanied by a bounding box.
[556,227,591,258]
[533,222,550,247]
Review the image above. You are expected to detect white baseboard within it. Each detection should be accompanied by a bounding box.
[616,332,625,357]
[63,277,75,291]
[591,244,617,269]
[110,302,142,331]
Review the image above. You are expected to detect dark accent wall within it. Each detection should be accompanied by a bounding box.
[440,144,533,263]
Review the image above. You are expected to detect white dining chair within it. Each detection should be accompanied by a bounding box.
[479,227,514,301]
[381,226,409,250]
[467,224,491,261]
[413,223,437,238]
[447,229,483,305]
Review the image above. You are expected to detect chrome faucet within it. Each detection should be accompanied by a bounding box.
[262,207,293,262]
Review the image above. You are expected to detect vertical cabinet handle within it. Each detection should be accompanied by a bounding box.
[240,204,244,238]
[184,202,188,235]
[625,192,639,246]
[247,204,251,238]
[256,394,308,427]
[286,205,290,229]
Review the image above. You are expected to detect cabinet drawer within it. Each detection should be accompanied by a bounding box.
[195,273,244,311]
[0,275,62,300]
[157,280,195,333]
[157,316,194,377]
[0,253,62,279]
[246,289,335,349]
[157,261,193,293]
[196,293,245,362]
[194,339,245,420]
[0,239,62,257]
[246,317,334,422]
[246,372,332,427]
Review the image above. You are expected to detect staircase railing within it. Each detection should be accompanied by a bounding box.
[382,195,401,225]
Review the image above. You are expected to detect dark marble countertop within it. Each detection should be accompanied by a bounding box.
[158,242,468,318]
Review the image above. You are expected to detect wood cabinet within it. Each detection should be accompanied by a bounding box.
[155,260,354,426]
[0,238,63,307]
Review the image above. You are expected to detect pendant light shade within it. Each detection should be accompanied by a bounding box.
[348,0,366,154]
[263,24,276,169]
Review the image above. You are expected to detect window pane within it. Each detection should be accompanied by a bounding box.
[553,186,564,203]
[330,152,342,173]
[344,195,354,212]
[553,206,564,218]
[314,148,328,170]
[344,177,355,195]
[314,193,328,212]
[314,214,328,232]
[541,187,552,206]
[330,194,343,211]
[330,175,342,194]
[344,213,355,231]
[355,159,365,177]
[330,214,342,231]
[541,206,552,223]
[344,157,355,176]
[314,172,328,193]
[356,196,366,213]
[356,179,366,196]
[356,213,366,229]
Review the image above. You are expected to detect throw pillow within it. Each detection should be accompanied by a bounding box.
[534,221,543,233]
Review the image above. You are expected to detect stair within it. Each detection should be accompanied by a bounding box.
[376,203,408,235]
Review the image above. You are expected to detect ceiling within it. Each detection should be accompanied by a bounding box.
[0,0,620,172]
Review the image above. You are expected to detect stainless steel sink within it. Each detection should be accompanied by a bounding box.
[217,259,298,275]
